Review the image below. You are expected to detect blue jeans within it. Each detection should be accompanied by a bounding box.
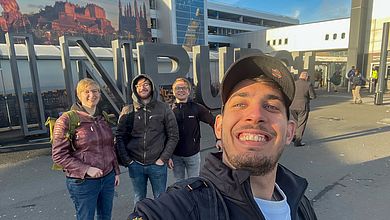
[66,170,115,220]
[172,152,201,181]
[128,161,167,205]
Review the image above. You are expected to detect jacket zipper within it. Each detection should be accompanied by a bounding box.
[242,181,266,220]
[180,103,185,131]
[96,118,106,170]
[143,106,147,163]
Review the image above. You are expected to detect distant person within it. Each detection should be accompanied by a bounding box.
[330,70,342,92]
[346,66,356,91]
[346,66,356,80]
[170,77,222,181]
[128,54,317,220]
[371,66,378,92]
[52,78,120,220]
[351,69,365,104]
[115,74,179,205]
[314,69,323,88]
[290,71,316,147]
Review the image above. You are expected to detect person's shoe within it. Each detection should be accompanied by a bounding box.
[294,142,305,147]
[357,100,362,104]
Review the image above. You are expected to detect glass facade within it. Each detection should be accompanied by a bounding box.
[175,0,205,50]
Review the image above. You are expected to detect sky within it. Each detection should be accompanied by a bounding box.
[210,0,352,24]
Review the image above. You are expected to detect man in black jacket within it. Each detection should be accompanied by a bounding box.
[128,55,317,220]
[171,77,222,181]
[116,74,179,205]
[290,71,316,147]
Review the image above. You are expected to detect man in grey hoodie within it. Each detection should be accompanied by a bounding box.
[115,74,179,205]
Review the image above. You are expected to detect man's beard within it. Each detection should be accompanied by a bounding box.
[226,150,283,176]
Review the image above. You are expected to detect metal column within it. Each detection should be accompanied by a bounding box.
[374,22,389,105]
[5,33,47,136]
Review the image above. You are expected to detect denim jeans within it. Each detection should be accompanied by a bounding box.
[66,170,115,220]
[172,152,201,181]
[128,161,167,205]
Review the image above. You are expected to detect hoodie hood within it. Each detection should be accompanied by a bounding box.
[131,74,158,108]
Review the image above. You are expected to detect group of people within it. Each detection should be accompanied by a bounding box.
[52,54,318,220]
[331,65,378,104]
[52,74,221,219]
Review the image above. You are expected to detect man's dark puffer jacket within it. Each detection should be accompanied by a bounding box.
[128,152,318,220]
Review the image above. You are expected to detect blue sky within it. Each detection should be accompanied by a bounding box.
[210,0,352,23]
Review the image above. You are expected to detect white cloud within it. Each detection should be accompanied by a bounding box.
[292,10,301,19]
[317,0,351,20]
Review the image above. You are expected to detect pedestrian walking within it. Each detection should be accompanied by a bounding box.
[346,66,356,91]
[128,54,317,220]
[170,77,222,181]
[330,70,342,92]
[290,71,316,147]
[52,78,120,220]
[371,66,378,92]
[351,69,365,104]
[115,74,179,206]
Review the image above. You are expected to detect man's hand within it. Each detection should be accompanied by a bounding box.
[155,158,164,166]
[168,158,174,169]
[125,160,133,167]
[86,167,103,178]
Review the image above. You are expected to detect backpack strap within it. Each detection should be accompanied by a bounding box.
[168,177,209,192]
[102,110,117,126]
[298,195,318,220]
[64,110,80,151]
[49,110,80,171]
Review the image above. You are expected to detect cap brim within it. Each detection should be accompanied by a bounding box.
[221,54,295,107]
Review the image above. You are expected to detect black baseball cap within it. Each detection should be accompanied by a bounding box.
[221,54,295,107]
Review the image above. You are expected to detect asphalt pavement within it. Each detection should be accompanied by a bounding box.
[1,88,390,220]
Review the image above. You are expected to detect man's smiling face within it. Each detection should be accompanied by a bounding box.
[214,78,296,175]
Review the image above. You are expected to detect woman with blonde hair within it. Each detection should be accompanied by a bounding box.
[52,78,120,220]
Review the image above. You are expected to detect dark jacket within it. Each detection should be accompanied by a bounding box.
[172,101,215,157]
[352,75,365,87]
[52,103,120,179]
[116,74,179,165]
[128,152,317,220]
[290,79,316,111]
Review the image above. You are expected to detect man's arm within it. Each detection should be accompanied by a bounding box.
[115,113,133,165]
[159,105,179,163]
[128,188,196,220]
[195,103,222,149]
[196,103,215,127]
